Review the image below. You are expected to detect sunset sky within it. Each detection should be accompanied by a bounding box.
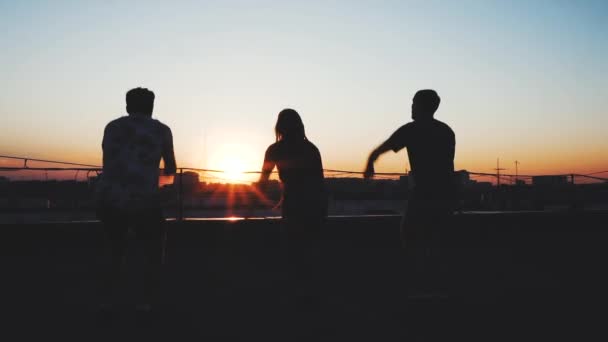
[1,0,606,178]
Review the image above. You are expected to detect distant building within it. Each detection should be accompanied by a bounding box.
[324,177,405,199]
[475,181,493,189]
[175,171,201,192]
[532,175,568,186]
[0,176,9,183]
[455,170,472,186]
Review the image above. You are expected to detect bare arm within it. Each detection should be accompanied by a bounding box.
[365,125,409,179]
[101,122,118,178]
[101,124,112,170]
[364,140,394,179]
[259,149,276,184]
[162,127,177,175]
[255,147,277,205]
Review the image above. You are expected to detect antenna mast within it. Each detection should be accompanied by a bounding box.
[494,158,506,186]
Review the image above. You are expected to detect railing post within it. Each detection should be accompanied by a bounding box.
[569,174,577,211]
[178,168,184,221]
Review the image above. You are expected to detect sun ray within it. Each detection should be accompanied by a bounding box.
[249,185,275,207]
[225,183,235,217]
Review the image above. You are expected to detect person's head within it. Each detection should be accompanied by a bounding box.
[411,89,440,121]
[126,87,155,116]
[275,108,306,142]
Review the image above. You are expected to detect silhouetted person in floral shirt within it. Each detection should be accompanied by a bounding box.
[96,87,176,314]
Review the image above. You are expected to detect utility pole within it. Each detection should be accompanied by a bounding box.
[514,160,520,184]
[494,158,506,186]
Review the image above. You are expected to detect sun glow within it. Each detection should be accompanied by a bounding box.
[205,142,263,184]
[220,158,247,183]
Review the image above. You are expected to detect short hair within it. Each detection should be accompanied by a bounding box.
[413,89,441,114]
[126,87,155,115]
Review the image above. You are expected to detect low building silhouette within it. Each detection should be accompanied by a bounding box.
[532,175,569,187]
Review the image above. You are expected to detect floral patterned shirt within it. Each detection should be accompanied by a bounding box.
[96,114,176,210]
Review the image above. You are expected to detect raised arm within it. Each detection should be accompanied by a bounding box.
[364,140,394,179]
[162,126,177,175]
[364,125,409,179]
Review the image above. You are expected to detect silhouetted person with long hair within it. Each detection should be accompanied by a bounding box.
[259,109,327,224]
[96,87,176,315]
[364,89,455,291]
[258,108,327,312]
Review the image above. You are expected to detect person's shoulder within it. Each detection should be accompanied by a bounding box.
[263,141,282,161]
[433,119,454,134]
[104,115,129,130]
[304,139,321,153]
[401,122,415,130]
[108,115,130,125]
[306,140,321,156]
[141,118,171,138]
[392,122,413,136]
[266,141,280,153]
[153,119,172,133]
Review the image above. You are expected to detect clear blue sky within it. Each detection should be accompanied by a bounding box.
[1,0,606,175]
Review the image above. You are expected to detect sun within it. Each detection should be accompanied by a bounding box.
[205,142,262,184]
[220,158,247,183]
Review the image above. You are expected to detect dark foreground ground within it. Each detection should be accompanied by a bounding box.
[1,211,607,341]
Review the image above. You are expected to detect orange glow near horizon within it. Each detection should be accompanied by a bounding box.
[1,142,606,182]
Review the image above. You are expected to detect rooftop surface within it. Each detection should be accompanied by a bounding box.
[2,212,607,341]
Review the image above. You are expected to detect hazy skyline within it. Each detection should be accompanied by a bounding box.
[1,0,607,176]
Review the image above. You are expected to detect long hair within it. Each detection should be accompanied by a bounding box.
[275,108,306,142]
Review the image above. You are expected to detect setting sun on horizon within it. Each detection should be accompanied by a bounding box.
[217,158,248,184]
[204,142,262,184]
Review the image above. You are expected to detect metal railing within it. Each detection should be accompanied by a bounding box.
[1,155,607,223]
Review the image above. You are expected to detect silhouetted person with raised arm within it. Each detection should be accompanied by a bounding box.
[258,109,327,316]
[364,89,455,291]
[96,87,176,315]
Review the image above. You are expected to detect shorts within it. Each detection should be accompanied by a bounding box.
[401,198,453,248]
[97,206,165,242]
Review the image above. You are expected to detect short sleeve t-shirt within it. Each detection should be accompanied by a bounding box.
[96,114,174,210]
[386,119,455,191]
